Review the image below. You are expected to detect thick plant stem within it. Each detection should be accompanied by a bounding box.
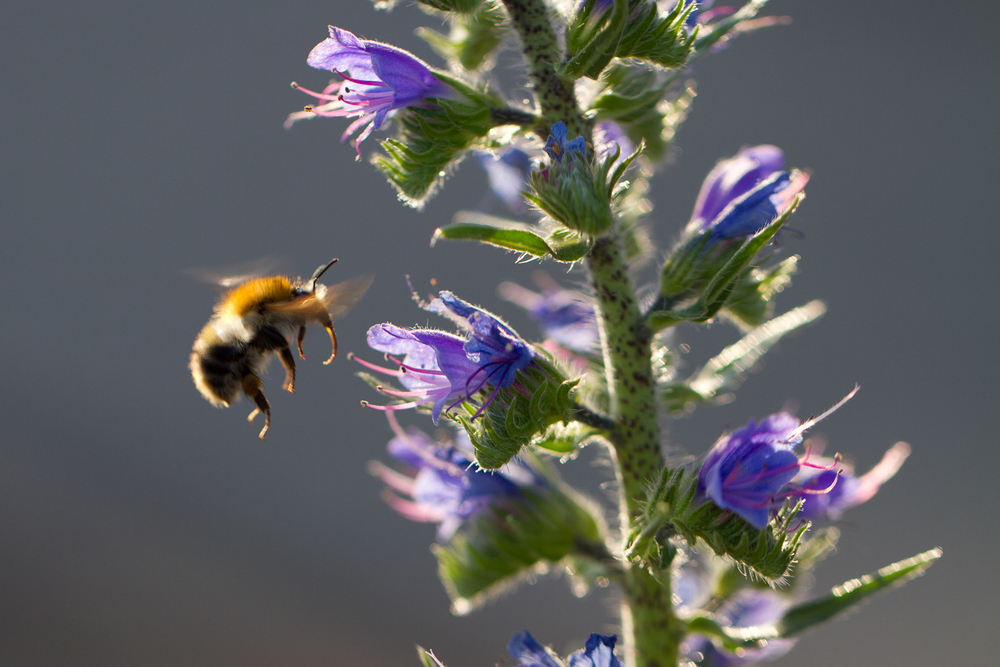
[498,0,588,139]
[588,234,679,667]
[587,235,661,518]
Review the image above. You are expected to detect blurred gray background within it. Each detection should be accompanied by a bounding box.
[1,1,996,665]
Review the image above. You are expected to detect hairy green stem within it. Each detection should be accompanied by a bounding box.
[498,0,588,139]
[502,0,680,661]
[588,235,680,667]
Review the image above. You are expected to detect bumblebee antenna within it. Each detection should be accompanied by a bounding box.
[310,258,339,292]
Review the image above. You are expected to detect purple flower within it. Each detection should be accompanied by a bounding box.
[791,441,911,521]
[688,145,786,232]
[499,280,599,353]
[595,121,635,166]
[371,416,542,540]
[357,291,536,422]
[698,412,805,529]
[544,122,587,162]
[476,147,533,212]
[708,170,810,241]
[698,391,858,528]
[509,633,626,667]
[286,26,449,152]
[358,323,480,424]
[508,632,564,667]
[688,590,796,666]
[568,635,626,667]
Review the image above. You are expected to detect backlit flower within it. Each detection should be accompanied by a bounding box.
[286,26,450,152]
[371,415,542,540]
[544,121,587,162]
[499,279,599,353]
[356,290,536,422]
[697,389,856,528]
[688,145,785,233]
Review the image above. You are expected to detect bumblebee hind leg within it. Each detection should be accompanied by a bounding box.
[252,326,296,394]
[242,374,271,439]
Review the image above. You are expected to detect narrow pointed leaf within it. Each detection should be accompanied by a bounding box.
[663,300,826,412]
[775,548,943,637]
[432,222,553,257]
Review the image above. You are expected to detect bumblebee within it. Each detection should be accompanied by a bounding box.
[190,259,372,439]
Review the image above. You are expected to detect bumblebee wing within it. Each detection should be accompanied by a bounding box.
[321,274,374,319]
[183,258,284,288]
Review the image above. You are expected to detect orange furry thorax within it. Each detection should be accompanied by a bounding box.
[218,276,296,316]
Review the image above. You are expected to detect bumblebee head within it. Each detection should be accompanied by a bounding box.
[307,258,339,293]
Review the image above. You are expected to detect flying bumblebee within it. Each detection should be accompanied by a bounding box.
[190,258,372,439]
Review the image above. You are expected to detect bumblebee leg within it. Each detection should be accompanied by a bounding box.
[322,319,337,365]
[252,326,296,393]
[296,325,307,360]
[242,374,271,439]
[278,345,297,393]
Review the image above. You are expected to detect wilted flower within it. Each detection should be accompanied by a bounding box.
[791,441,911,520]
[357,290,536,422]
[544,121,587,162]
[499,278,599,353]
[697,390,856,528]
[508,632,626,667]
[286,26,450,152]
[370,415,543,540]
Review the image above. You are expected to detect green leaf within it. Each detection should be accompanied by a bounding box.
[663,300,826,413]
[433,222,553,257]
[530,421,602,454]
[775,548,943,637]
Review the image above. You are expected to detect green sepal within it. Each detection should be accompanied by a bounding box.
[527,142,642,237]
[648,196,800,331]
[723,255,800,329]
[462,361,582,469]
[775,548,943,637]
[591,63,694,162]
[633,468,804,581]
[694,0,770,53]
[614,0,697,70]
[661,300,826,413]
[530,420,603,454]
[417,1,507,72]
[373,82,504,208]
[563,0,629,79]
[434,483,608,614]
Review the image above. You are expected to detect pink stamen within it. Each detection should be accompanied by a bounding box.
[353,354,405,377]
[291,81,344,101]
[334,69,386,87]
[369,460,416,495]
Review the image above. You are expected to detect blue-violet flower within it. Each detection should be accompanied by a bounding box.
[371,415,542,540]
[499,279,599,353]
[286,26,449,152]
[697,389,856,528]
[357,291,536,422]
[508,632,626,667]
[476,147,533,212]
[544,121,587,162]
[688,144,785,233]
